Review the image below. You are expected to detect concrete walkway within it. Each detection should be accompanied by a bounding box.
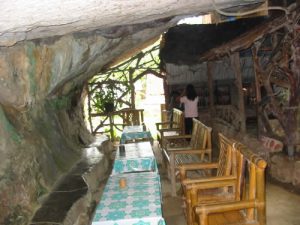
[161,175,300,225]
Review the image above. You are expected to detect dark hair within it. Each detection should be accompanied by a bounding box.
[186,84,197,100]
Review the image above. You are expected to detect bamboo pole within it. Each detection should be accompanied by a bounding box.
[247,162,256,220]
[257,161,267,225]
[235,151,244,201]
[198,210,209,225]
[190,188,198,225]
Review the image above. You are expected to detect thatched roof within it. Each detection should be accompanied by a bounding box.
[160,17,267,65]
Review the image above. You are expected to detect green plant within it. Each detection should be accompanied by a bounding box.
[92,81,116,113]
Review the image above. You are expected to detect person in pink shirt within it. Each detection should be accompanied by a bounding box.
[179,84,199,134]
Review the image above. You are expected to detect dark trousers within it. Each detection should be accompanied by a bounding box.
[184,117,194,134]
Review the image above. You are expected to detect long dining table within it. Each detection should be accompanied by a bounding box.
[120,125,153,144]
[112,141,158,175]
[91,172,166,225]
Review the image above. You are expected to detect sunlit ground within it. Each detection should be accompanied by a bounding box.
[136,74,165,139]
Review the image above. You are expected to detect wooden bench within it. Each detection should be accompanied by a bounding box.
[156,108,184,146]
[162,118,212,196]
[185,138,267,225]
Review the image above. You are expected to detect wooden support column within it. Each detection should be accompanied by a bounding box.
[162,76,168,122]
[109,113,115,140]
[129,68,135,109]
[207,62,215,117]
[163,76,169,110]
[251,47,262,137]
[231,53,246,133]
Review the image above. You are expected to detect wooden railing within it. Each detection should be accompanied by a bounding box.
[214,105,243,131]
[90,108,144,140]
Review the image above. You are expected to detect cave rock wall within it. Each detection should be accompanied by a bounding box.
[0,21,174,223]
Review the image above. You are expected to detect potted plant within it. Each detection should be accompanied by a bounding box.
[92,81,116,113]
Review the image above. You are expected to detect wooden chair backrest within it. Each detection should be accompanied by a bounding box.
[194,143,267,225]
[217,133,250,201]
[120,108,144,126]
[183,133,236,225]
[234,143,267,223]
[171,108,184,131]
[190,119,212,151]
[216,133,234,177]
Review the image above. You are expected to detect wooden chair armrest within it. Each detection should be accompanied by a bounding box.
[156,121,175,125]
[164,135,192,140]
[195,200,256,215]
[158,127,181,133]
[183,176,237,188]
[168,148,211,154]
[156,122,169,126]
[166,146,192,151]
[179,162,217,181]
[179,162,218,171]
[156,121,179,128]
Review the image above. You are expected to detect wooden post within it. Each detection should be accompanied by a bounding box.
[207,62,215,118]
[170,152,176,196]
[231,53,246,133]
[109,113,114,140]
[129,68,135,109]
[251,47,262,137]
[163,76,169,110]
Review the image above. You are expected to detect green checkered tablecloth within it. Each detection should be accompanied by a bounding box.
[112,142,158,174]
[92,172,165,225]
[120,126,153,144]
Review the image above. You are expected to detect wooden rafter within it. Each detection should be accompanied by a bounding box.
[198,4,298,62]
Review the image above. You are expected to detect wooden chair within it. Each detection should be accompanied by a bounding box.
[193,142,267,225]
[179,133,239,225]
[156,108,184,146]
[119,108,144,127]
[162,118,212,196]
